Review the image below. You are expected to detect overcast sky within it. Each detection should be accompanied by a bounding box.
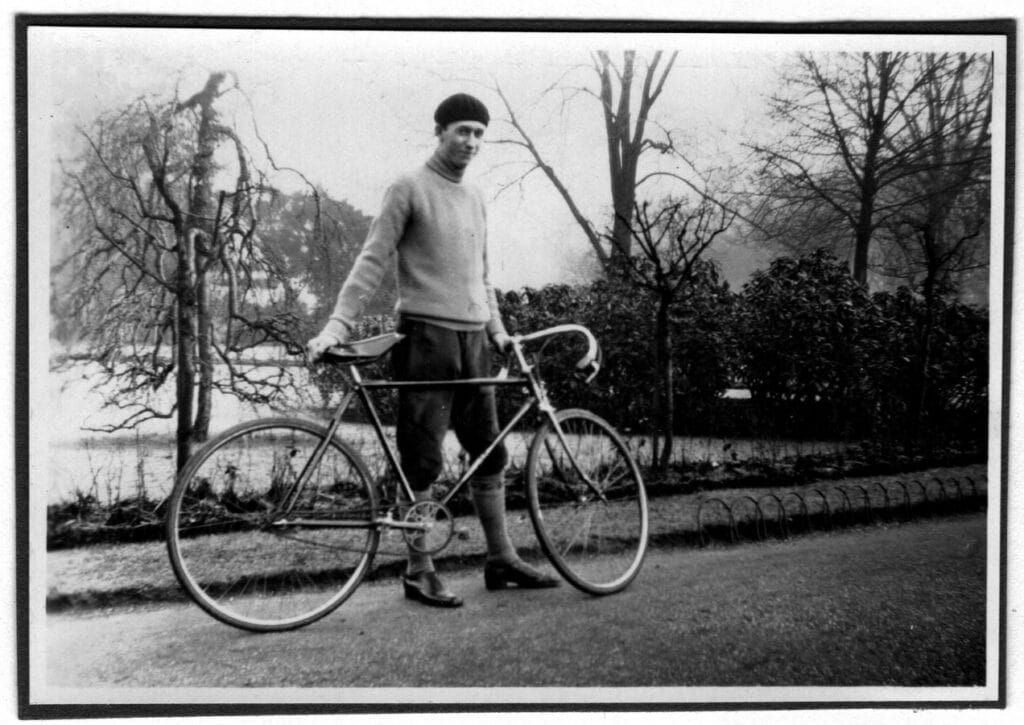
[30,25,1006,293]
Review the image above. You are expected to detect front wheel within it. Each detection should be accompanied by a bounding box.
[525,409,649,595]
[165,418,380,632]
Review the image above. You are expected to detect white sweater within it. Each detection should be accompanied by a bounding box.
[323,153,507,341]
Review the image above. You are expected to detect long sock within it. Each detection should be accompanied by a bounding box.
[405,489,436,576]
[470,474,518,565]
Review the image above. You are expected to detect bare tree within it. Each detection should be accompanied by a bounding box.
[880,52,992,430]
[748,52,933,287]
[490,51,748,468]
[55,72,314,470]
[881,53,992,299]
[615,197,735,470]
[494,50,678,269]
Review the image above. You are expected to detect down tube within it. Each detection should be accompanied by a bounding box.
[282,388,357,513]
[437,398,537,508]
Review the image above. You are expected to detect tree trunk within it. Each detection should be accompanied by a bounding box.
[608,151,639,259]
[655,295,674,471]
[852,138,879,287]
[184,73,224,446]
[851,52,893,288]
[649,300,661,466]
[852,205,873,287]
[853,132,881,285]
[609,194,634,259]
[598,51,639,262]
[916,242,939,448]
[175,230,197,472]
[194,265,213,443]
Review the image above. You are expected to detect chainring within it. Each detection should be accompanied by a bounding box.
[402,500,455,555]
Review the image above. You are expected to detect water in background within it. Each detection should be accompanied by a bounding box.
[45,363,836,505]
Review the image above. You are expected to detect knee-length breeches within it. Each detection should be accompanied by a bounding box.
[392,318,508,491]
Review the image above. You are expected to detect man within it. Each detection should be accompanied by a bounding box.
[307,93,559,607]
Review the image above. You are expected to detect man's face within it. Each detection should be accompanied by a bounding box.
[435,120,486,170]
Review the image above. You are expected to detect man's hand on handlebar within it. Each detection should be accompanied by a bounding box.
[491,331,513,353]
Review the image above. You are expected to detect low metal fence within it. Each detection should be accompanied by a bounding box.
[696,475,985,546]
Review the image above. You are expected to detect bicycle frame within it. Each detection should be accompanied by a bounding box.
[277,324,605,533]
[332,338,547,508]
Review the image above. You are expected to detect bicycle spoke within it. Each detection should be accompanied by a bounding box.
[167,420,379,632]
[527,410,648,595]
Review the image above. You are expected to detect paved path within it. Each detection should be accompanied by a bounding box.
[40,514,990,703]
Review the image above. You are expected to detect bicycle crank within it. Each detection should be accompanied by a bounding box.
[401,500,456,555]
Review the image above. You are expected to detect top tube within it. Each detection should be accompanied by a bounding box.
[319,324,602,386]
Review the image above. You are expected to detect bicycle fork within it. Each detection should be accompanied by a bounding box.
[525,369,610,505]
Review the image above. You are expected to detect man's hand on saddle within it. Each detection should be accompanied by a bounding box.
[306,331,346,362]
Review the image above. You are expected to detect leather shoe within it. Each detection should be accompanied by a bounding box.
[484,560,561,590]
[401,571,463,608]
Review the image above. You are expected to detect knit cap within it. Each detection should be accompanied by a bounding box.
[434,93,490,128]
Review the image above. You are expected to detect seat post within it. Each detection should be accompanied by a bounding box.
[328,364,363,429]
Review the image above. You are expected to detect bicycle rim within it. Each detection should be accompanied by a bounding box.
[526,409,648,594]
[166,418,379,632]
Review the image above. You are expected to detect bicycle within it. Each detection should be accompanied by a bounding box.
[165,324,649,632]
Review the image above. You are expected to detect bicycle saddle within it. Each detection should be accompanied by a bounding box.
[322,332,405,365]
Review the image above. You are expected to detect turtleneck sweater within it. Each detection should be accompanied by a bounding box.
[322,150,507,342]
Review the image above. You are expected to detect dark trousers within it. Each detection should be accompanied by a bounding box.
[392,318,507,491]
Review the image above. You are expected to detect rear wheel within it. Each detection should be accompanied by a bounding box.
[165,418,379,632]
[525,409,648,594]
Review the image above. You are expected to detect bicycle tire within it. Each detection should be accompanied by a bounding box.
[165,417,380,632]
[525,408,649,595]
